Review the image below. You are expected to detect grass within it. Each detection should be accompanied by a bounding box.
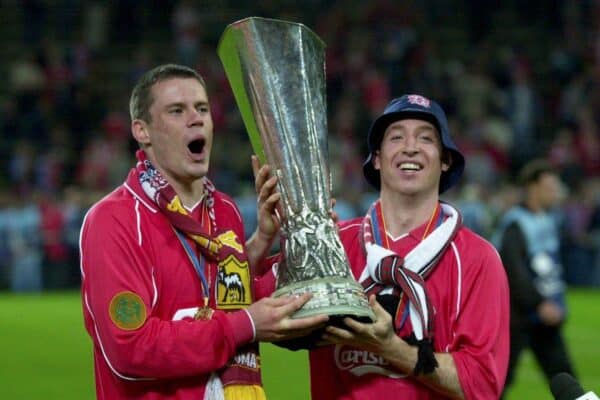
[0,289,598,399]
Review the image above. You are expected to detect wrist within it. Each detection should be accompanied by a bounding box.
[256,228,276,246]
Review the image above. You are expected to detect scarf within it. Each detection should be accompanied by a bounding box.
[135,150,265,400]
[360,200,461,375]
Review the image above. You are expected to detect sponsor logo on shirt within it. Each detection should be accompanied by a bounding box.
[334,344,407,378]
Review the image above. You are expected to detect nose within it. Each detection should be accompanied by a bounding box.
[188,108,205,127]
[401,135,419,154]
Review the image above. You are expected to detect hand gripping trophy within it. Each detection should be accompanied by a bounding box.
[218,17,374,341]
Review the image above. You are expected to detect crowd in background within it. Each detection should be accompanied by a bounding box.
[0,0,599,292]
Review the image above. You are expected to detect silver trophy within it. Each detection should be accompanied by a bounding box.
[218,17,373,322]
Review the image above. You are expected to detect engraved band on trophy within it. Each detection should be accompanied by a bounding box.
[218,17,374,322]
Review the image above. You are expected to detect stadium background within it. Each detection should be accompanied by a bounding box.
[0,0,598,398]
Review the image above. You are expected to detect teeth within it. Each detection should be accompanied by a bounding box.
[399,162,421,171]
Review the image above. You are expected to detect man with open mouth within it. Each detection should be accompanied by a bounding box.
[79,64,328,400]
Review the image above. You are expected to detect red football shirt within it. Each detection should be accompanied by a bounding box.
[309,215,509,400]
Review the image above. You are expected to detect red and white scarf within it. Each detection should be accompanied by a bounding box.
[360,200,461,374]
[135,150,263,400]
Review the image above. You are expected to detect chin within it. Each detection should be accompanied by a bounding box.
[186,164,209,179]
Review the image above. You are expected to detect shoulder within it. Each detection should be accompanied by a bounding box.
[499,206,528,228]
[213,190,242,220]
[338,217,362,236]
[84,186,136,225]
[452,227,504,273]
[81,185,151,244]
[211,190,245,236]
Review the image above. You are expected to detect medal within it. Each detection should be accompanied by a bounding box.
[194,296,213,320]
[194,306,214,320]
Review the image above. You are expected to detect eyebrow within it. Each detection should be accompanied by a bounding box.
[164,100,209,109]
[386,122,437,135]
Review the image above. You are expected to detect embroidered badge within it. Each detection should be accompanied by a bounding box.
[407,94,431,108]
[109,291,147,330]
[217,255,252,309]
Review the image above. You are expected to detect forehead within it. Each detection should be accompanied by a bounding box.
[384,119,438,136]
[150,77,208,106]
[538,172,560,186]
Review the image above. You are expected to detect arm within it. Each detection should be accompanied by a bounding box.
[500,222,564,325]
[82,202,323,380]
[450,242,510,399]
[323,296,465,399]
[81,204,254,379]
[324,238,510,399]
[499,222,544,312]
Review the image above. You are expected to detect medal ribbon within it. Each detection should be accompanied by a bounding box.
[175,229,210,310]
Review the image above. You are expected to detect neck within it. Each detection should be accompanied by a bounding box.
[525,198,544,213]
[143,152,206,209]
[379,190,439,237]
[170,179,206,209]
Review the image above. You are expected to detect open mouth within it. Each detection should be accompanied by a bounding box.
[188,138,205,155]
[397,162,422,171]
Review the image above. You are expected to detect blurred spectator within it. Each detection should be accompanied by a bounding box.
[502,54,542,170]
[9,139,36,196]
[172,0,201,67]
[456,182,493,237]
[587,179,600,286]
[38,192,70,290]
[561,181,599,285]
[6,192,43,292]
[83,1,109,51]
[547,121,583,188]
[572,107,600,176]
[0,191,11,289]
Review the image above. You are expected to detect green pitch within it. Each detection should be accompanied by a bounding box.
[0,290,598,399]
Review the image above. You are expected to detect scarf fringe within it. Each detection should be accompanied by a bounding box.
[204,373,267,400]
[415,339,438,375]
[404,334,439,375]
[205,373,225,400]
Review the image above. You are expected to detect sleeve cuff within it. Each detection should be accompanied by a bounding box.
[225,309,255,346]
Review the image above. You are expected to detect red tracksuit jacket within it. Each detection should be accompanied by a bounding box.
[80,169,274,399]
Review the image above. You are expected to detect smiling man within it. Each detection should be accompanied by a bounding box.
[79,64,328,400]
[309,95,510,399]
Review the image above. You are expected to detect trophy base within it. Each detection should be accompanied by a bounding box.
[273,276,375,321]
[272,277,375,351]
[274,313,373,351]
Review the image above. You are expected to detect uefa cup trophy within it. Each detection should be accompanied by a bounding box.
[218,17,374,325]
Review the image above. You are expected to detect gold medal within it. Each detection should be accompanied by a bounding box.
[194,297,213,320]
[194,306,214,320]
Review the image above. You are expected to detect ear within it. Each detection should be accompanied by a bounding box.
[373,151,381,171]
[131,119,150,145]
[441,150,452,172]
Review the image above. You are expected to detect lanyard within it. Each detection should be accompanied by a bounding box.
[174,229,210,307]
